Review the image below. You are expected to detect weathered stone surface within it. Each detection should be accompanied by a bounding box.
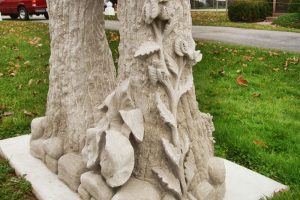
[31,117,46,140]
[58,153,87,191]
[45,155,58,174]
[80,171,113,200]
[78,185,91,200]
[43,137,64,160]
[29,0,227,199]
[0,135,289,200]
[30,139,45,161]
[112,178,161,200]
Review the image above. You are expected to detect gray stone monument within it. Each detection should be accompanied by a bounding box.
[29,0,226,199]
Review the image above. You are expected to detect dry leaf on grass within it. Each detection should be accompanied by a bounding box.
[253,139,268,148]
[236,75,248,86]
[252,93,261,97]
[28,79,33,86]
[3,112,14,117]
[24,110,37,117]
[218,68,225,76]
[243,56,253,61]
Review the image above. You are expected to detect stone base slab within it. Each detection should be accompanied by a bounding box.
[0,135,288,200]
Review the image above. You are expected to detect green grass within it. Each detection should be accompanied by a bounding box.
[0,22,50,139]
[273,13,300,29]
[193,40,300,199]
[1,22,300,199]
[0,158,35,200]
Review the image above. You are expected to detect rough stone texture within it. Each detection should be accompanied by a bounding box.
[30,0,116,161]
[80,171,113,200]
[58,153,87,191]
[45,155,58,174]
[0,135,289,200]
[29,0,117,193]
[116,0,225,199]
[112,178,161,200]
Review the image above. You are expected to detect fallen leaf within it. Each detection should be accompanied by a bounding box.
[3,112,14,117]
[253,139,268,148]
[32,91,38,96]
[252,93,261,97]
[9,72,16,77]
[242,64,248,67]
[17,84,22,90]
[24,61,30,65]
[28,79,33,86]
[24,110,37,117]
[258,57,265,61]
[0,73,3,77]
[269,51,279,57]
[244,56,253,61]
[28,37,41,45]
[272,68,280,72]
[218,68,225,76]
[236,75,248,86]
[284,61,289,71]
[236,69,241,74]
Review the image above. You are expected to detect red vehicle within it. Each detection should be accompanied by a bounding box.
[0,0,48,20]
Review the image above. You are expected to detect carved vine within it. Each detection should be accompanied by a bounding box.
[135,0,202,199]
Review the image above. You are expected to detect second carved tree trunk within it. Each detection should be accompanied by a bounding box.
[45,0,116,152]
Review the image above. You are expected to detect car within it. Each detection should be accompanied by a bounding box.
[0,0,48,20]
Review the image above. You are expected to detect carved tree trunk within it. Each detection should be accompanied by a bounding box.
[116,0,226,199]
[44,0,116,152]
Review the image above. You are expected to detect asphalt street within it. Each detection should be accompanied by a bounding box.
[2,15,300,52]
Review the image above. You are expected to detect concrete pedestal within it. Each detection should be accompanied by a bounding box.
[0,135,288,200]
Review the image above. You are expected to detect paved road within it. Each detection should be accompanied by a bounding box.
[2,16,300,53]
[1,15,47,22]
[105,20,300,53]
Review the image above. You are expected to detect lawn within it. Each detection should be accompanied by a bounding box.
[104,11,300,33]
[0,22,299,200]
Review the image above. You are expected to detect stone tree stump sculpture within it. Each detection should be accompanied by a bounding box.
[30,0,226,199]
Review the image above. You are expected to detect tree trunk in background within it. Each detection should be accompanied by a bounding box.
[44,0,116,153]
[117,0,225,198]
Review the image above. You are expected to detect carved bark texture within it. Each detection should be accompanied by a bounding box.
[118,0,224,197]
[44,0,116,153]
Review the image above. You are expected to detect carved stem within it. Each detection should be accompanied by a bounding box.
[153,17,189,198]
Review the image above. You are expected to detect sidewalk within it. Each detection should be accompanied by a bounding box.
[105,20,300,53]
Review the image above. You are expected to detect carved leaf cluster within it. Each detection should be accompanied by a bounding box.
[82,80,145,188]
[135,0,204,198]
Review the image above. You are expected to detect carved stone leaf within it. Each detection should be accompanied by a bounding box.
[120,109,144,143]
[179,75,193,97]
[152,167,182,197]
[148,65,158,85]
[162,138,181,166]
[181,133,190,156]
[143,0,153,24]
[184,150,197,186]
[150,0,160,19]
[164,52,179,75]
[156,93,176,129]
[134,42,161,58]
[164,19,177,37]
[81,128,105,169]
[100,130,134,187]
